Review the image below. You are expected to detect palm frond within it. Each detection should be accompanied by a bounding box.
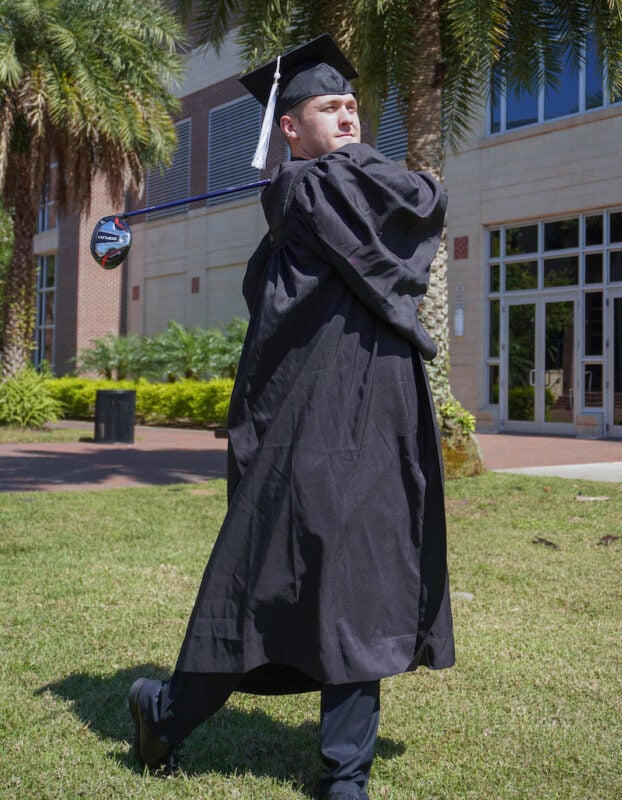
[0,30,21,87]
[184,0,243,52]
[0,0,185,212]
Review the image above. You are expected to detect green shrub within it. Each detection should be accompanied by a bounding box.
[44,377,234,428]
[188,379,235,426]
[135,381,196,424]
[75,320,249,384]
[45,377,95,418]
[46,377,137,418]
[75,332,146,380]
[0,368,62,429]
[508,385,534,420]
[144,321,214,381]
[132,381,161,423]
[207,318,248,378]
[134,379,234,426]
[438,398,476,438]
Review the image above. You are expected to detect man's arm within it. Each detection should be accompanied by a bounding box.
[291,145,447,358]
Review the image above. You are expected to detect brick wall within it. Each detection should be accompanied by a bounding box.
[52,213,78,374]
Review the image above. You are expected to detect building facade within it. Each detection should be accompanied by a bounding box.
[33,166,125,374]
[35,32,622,439]
[445,48,622,439]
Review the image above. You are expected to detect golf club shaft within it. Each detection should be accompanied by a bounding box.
[121,178,272,219]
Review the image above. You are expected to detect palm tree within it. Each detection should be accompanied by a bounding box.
[178,0,622,473]
[146,320,216,382]
[0,202,13,354]
[0,0,186,377]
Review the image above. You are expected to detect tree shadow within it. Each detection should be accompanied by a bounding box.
[0,447,227,491]
[39,664,405,796]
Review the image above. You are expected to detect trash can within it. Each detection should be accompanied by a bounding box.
[94,389,136,444]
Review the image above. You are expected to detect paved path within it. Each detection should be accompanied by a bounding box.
[476,432,622,481]
[0,421,228,492]
[0,422,621,492]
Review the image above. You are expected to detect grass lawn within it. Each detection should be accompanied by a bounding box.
[1,473,620,799]
[0,425,88,444]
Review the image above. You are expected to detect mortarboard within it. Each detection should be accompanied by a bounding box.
[239,33,358,169]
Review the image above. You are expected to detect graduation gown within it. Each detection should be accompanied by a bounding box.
[176,143,455,693]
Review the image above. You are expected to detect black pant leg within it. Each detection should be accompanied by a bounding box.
[318,680,380,799]
[139,670,242,745]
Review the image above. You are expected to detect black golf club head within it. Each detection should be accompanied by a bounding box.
[90,216,132,269]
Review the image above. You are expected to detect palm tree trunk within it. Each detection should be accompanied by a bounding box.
[406,1,483,476]
[405,0,450,407]
[1,165,38,378]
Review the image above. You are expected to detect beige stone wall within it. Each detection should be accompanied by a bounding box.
[126,195,265,334]
[444,105,622,426]
[177,33,242,99]
[124,28,284,339]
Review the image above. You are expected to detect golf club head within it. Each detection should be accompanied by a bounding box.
[90,216,132,269]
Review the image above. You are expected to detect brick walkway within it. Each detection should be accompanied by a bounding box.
[0,422,228,492]
[475,432,622,482]
[475,432,622,470]
[0,421,621,492]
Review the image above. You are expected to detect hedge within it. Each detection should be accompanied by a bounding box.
[44,377,234,428]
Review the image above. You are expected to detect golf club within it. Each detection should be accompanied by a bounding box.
[90,178,271,269]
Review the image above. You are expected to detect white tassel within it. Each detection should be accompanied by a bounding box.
[251,56,281,170]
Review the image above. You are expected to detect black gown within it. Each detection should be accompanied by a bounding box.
[176,143,455,693]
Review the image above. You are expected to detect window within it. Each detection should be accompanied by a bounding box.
[489,37,619,134]
[610,211,622,243]
[506,260,538,291]
[585,37,604,109]
[376,88,408,162]
[506,85,538,130]
[610,251,622,282]
[506,224,538,256]
[486,211,622,412]
[585,252,603,284]
[208,97,262,205]
[585,215,603,246]
[34,255,56,369]
[146,118,191,220]
[584,292,603,356]
[544,47,579,120]
[544,219,579,251]
[543,256,578,288]
[38,167,58,233]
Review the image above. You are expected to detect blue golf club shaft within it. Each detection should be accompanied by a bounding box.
[121,178,272,219]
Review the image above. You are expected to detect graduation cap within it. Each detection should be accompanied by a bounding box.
[239,33,358,169]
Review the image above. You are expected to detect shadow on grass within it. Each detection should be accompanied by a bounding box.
[39,664,405,796]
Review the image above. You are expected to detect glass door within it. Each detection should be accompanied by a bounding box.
[502,295,576,433]
[608,293,622,437]
[543,298,575,430]
[505,300,537,430]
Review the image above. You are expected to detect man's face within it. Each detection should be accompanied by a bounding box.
[280,93,361,159]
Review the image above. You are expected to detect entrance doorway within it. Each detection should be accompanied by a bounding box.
[608,293,622,436]
[501,295,576,434]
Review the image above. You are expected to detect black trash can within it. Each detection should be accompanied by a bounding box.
[94,390,136,444]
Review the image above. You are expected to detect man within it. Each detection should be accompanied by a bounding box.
[129,34,454,800]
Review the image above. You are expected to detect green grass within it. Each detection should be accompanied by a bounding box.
[0,425,88,444]
[1,473,620,799]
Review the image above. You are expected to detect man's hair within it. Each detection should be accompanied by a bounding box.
[281,99,305,123]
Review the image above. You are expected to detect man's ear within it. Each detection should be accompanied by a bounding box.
[280,114,299,143]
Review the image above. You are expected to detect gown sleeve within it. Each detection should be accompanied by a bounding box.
[289,144,447,359]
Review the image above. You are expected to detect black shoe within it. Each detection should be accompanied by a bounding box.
[128,677,178,772]
[323,794,361,799]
